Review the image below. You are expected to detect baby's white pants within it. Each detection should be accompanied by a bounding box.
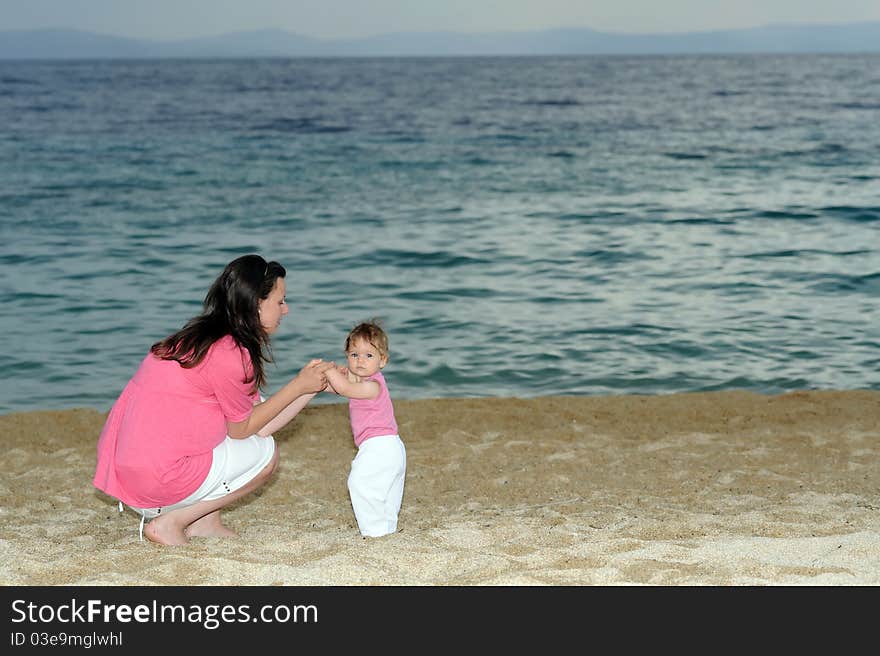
[348,435,406,537]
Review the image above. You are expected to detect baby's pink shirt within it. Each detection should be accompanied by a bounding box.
[93,335,259,507]
[349,370,398,447]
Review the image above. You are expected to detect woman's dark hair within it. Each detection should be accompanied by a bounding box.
[151,254,286,392]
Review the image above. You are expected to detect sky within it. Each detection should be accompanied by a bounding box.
[2,0,880,41]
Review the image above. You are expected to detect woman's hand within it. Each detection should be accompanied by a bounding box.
[296,359,335,393]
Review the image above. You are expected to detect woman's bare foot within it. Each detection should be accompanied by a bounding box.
[186,523,238,538]
[185,511,239,538]
[143,517,189,546]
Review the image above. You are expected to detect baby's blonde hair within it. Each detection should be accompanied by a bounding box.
[345,319,389,359]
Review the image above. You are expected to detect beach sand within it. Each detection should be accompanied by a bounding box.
[1,390,878,586]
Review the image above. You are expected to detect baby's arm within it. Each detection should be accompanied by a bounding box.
[325,366,380,400]
[324,365,353,395]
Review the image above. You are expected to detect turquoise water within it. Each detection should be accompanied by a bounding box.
[1,54,878,415]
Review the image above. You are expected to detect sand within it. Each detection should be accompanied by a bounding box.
[1,390,878,586]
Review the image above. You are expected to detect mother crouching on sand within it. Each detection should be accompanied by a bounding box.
[93,254,334,546]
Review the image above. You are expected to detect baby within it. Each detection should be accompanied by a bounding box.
[325,320,406,537]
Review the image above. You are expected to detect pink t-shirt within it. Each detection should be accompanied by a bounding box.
[93,335,259,507]
[349,370,398,447]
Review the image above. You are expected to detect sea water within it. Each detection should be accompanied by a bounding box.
[0,54,878,415]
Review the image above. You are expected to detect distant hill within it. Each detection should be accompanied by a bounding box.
[1,22,879,59]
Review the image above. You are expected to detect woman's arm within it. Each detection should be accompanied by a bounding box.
[256,391,317,437]
[227,359,333,438]
[325,366,380,400]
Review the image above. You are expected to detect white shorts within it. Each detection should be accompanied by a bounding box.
[347,435,406,538]
[129,434,276,520]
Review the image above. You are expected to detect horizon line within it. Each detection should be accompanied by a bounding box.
[5,19,880,43]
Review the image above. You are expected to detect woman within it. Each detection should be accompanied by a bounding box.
[93,254,334,546]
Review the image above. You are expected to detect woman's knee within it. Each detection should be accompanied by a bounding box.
[242,449,279,491]
[234,447,278,493]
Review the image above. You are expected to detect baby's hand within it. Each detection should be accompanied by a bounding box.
[336,364,361,383]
